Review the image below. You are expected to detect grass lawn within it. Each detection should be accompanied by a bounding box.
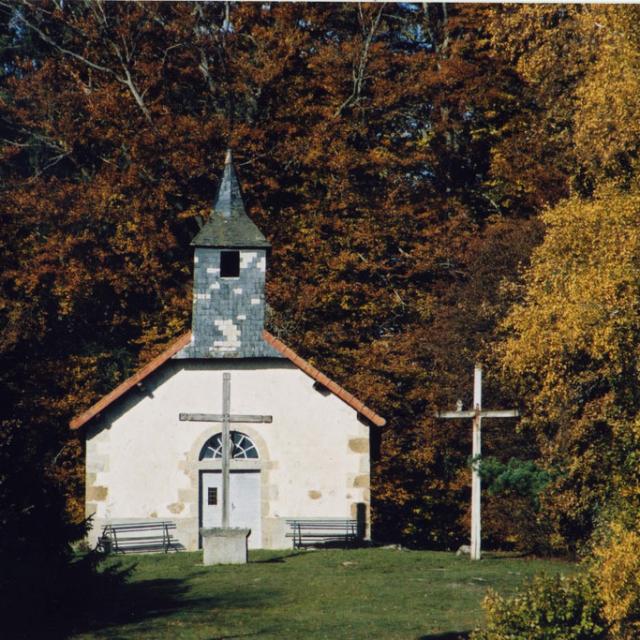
[71,548,576,640]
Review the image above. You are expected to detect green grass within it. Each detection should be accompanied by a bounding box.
[71,548,576,640]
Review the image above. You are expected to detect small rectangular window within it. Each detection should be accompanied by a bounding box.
[207,487,218,505]
[220,251,240,278]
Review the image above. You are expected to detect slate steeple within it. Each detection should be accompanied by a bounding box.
[191,150,270,249]
[175,149,281,359]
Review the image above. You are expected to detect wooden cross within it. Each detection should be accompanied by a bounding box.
[179,372,272,529]
[435,364,518,560]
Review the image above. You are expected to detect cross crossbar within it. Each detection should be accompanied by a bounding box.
[435,409,519,419]
[179,413,273,423]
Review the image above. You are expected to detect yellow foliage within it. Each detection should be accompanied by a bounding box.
[574,8,640,180]
[498,183,640,548]
[592,519,640,639]
[502,183,640,414]
[490,5,640,186]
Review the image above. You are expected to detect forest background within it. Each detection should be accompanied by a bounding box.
[2,1,640,610]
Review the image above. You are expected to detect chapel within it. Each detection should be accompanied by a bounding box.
[70,151,385,551]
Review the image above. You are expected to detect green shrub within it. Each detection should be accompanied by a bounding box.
[478,457,552,505]
[472,573,607,640]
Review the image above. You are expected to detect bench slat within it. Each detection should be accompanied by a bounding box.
[286,518,359,549]
[103,522,175,526]
[99,520,181,554]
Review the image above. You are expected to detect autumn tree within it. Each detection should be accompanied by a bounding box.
[0,0,571,559]
[495,5,640,551]
[499,188,640,552]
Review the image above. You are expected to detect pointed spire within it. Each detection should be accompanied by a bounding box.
[212,147,246,220]
[191,149,270,248]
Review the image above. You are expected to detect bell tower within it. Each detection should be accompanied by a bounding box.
[176,150,281,359]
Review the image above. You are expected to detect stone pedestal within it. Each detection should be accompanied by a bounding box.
[200,527,251,565]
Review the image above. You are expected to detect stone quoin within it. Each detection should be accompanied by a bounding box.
[70,150,385,551]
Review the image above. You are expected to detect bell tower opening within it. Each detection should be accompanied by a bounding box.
[220,251,240,278]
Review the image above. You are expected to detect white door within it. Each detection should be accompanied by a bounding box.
[201,471,261,548]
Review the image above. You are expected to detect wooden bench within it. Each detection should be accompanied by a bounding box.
[97,521,182,554]
[286,519,359,549]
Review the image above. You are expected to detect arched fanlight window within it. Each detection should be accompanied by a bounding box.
[199,431,259,460]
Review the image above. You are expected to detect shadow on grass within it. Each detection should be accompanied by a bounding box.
[68,564,276,638]
[250,550,307,563]
[75,575,190,634]
[417,633,470,640]
[481,551,531,560]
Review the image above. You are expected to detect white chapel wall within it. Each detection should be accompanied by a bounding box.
[85,358,371,550]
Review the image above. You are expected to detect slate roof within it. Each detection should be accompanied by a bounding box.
[69,330,386,430]
[191,149,270,249]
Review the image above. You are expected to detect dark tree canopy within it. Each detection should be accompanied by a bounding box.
[3,2,637,573]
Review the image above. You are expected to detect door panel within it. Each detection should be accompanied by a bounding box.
[201,471,261,548]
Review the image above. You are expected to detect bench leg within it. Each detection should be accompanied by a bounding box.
[112,530,120,553]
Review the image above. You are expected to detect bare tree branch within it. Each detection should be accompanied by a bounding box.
[193,2,227,101]
[334,3,385,118]
[4,3,113,75]
[3,0,154,124]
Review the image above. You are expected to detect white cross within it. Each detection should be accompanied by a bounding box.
[435,364,519,560]
[179,372,271,529]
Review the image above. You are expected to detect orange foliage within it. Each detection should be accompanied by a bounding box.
[0,2,557,547]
